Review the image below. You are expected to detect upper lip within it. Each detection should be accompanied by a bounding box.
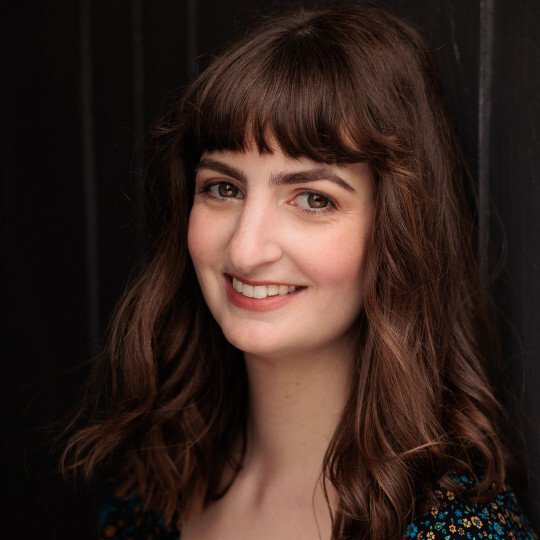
[226,273,301,287]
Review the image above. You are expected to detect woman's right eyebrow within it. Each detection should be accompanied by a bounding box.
[195,159,247,183]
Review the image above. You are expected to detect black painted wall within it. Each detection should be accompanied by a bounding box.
[4,1,539,537]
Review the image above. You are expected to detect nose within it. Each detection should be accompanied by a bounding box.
[227,199,282,275]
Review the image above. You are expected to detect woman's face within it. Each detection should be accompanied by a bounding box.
[188,144,374,360]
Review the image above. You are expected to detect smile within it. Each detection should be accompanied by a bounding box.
[232,277,297,299]
[225,275,302,312]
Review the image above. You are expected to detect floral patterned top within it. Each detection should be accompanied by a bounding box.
[403,478,537,540]
[97,478,538,540]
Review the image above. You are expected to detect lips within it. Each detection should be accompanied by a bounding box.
[232,276,297,299]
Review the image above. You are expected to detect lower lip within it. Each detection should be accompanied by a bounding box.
[225,277,302,312]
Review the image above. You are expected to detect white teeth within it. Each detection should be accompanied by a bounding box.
[232,277,243,292]
[253,285,267,299]
[231,278,297,299]
[267,285,279,296]
[278,285,289,295]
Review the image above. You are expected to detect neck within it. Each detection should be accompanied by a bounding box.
[242,343,353,484]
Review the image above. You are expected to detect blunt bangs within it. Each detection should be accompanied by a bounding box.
[182,14,375,164]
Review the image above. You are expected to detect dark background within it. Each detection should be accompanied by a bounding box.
[3,0,539,537]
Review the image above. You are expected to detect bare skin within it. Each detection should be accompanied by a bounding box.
[181,343,353,540]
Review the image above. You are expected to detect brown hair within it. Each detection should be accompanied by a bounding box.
[62,5,510,539]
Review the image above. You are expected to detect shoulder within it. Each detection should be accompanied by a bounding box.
[96,495,179,540]
[404,478,538,540]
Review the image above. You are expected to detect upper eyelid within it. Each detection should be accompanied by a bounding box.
[195,174,241,188]
[195,169,245,187]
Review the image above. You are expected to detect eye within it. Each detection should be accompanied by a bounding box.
[207,182,242,198]
[295,191,335,211]
[306,193,329,209]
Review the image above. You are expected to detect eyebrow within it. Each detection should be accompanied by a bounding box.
[196,159,247,183]
[196,158,355,193]
[270,168,355,192]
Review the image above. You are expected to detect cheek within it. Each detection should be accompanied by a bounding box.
[187,208,213,269]
[302,231,369,291]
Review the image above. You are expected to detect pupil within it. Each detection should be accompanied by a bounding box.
[308,193,327,208]
[219,183,235,197]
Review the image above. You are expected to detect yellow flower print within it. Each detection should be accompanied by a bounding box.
[471,516,482,528]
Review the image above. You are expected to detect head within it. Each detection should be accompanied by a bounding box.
[67,6,506,539]
[179,6,457,364]
[152,4,472,378]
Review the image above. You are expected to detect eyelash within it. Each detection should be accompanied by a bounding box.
[197,181,337,215]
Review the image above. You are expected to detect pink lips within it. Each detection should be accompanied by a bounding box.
[225,275,302,312]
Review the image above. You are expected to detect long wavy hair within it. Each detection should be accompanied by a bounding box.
[62,5,511,539]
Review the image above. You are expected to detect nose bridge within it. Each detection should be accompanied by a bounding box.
[228,195,281,272]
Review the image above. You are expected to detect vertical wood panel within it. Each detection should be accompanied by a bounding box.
[478,0,495,281]
[143,1,190,122]
[131,0,146,244]
[490,0,540,527]
[80,0,100,344]
[187,0,199,78]
[5,2,96,537]
[91,0,139,325]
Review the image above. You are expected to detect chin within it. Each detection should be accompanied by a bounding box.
[219,323,297,359]
[222,333,284,358]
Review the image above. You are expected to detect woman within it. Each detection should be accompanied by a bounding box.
[63,5,537,540]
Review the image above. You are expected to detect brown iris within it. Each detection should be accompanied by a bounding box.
[218,183,239,197]
[307,193,329,209]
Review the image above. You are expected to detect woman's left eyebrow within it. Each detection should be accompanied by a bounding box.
[270,168,356,193]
